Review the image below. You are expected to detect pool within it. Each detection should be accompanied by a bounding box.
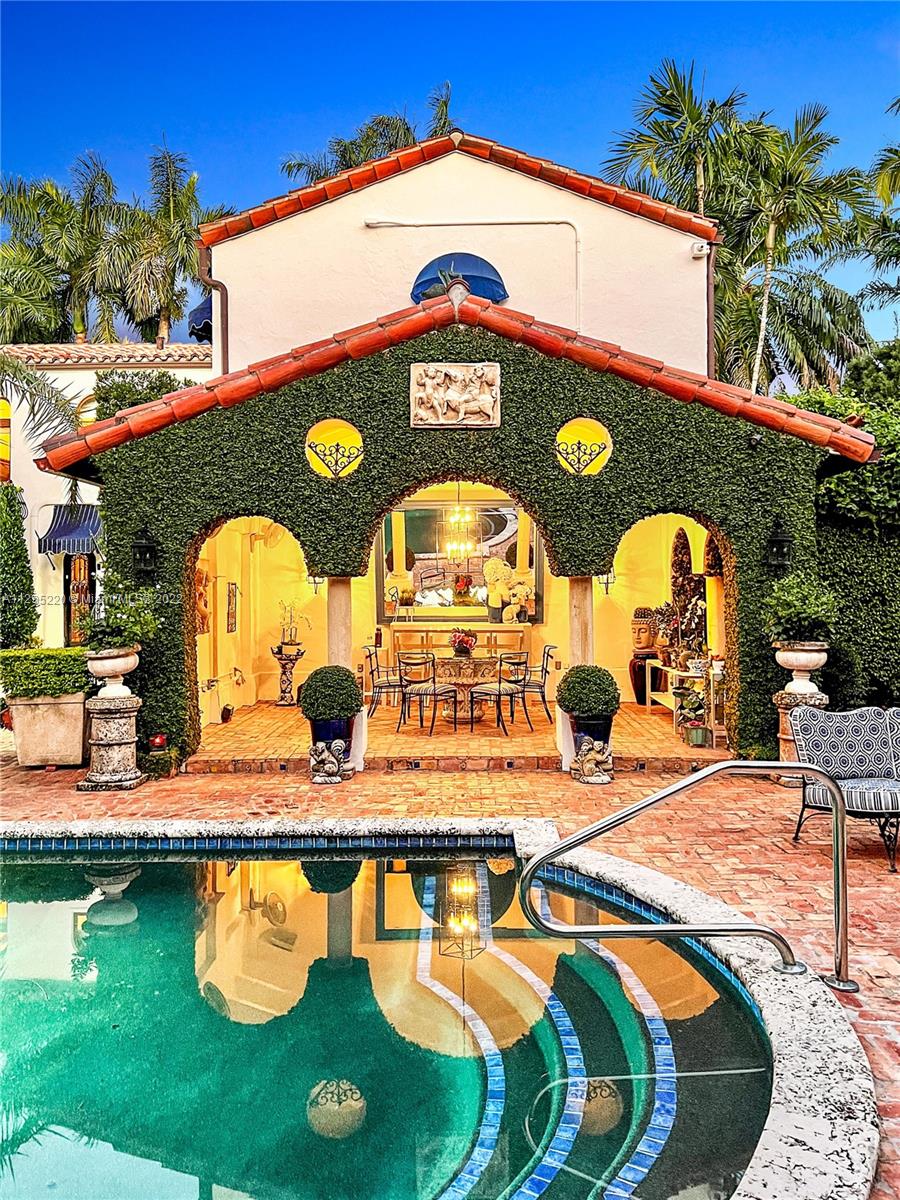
[0,855,773,1199]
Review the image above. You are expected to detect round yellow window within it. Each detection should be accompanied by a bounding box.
[305,419,364,479]
[555,418,613,476]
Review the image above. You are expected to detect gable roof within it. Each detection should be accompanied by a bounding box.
[198,130,719,248]
[37,292,876,477]
[2,343,212,369]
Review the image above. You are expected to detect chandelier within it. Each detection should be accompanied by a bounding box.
[438,865,485,960]
[441,486,480,564]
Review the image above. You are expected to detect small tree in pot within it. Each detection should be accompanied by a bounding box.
[763,572,837,695]
[0,648,89,766]
[79,571,160,697]
[299,665,363,763]
[556,665,621,748]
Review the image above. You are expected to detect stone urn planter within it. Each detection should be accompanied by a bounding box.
[84,864,141,927]
[86,646,140,697]
[7,694,86,766]
[774,641,829,695]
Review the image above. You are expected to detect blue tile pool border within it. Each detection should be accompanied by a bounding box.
[0,832,517,855]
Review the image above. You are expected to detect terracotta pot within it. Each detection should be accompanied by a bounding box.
[774,641,828,695]
[87,646,140,698]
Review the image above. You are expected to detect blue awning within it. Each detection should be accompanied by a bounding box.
[38,504,101,555]
[188,295,213,342]
[411,253,509,305]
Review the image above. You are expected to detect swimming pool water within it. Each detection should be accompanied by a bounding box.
[0,857,771,1199]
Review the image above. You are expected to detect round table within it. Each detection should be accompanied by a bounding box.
[434,655,498,722]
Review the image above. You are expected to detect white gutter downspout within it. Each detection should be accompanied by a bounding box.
[363,218,583,331]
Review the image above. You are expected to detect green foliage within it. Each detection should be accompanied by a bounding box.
[0,863,92,903]
[0,647,88,698]
[82,569,160,649]
[762,571,837,643]
[298,666,363,721]
[301,860,362,894]
[0,484,38,649]
[556,666,621,717]
[799,341,900,530]
[819,523,900,708]
[92,330,824,756]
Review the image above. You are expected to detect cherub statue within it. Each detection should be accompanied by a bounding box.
[570,739,614,786]
[309,739,355,785]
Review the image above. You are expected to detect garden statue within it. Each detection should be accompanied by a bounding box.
[570,739,614,785]
[483,556,512,622]
[629,606,661,704]
[310,739,355,785]
[503,575,534,623]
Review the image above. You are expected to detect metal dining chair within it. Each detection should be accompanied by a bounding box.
[396,652,459,735]
[523,643,557,723]
[363,645,401,717]
[469,651,533,735]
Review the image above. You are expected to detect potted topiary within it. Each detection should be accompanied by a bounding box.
[556,665,621,749]
[0,647,90,766]
[80,570,160,697]
[763,572,837,695]
[299,666,364,749]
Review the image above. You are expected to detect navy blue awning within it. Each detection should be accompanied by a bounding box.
[38,504,101,555]
[411,253,508,305]
[188,295,213,342]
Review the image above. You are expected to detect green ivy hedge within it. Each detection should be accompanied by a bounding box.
[92,328,826,757]
[0,647,89,698]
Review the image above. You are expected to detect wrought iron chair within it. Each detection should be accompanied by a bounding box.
[363,645,400,717]
[469,651,533,735]
[396,652,459,735]
[523,643,557,723]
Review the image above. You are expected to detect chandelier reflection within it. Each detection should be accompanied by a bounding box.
[441,487,481,564]
[438,865,486,960]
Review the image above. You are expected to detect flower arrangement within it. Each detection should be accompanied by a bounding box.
[450,628,478,656]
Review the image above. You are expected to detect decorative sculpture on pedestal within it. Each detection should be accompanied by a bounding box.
[309,739,355,784]
[271,645,306,706]
[628,606,660,705]
[570,739,615,785]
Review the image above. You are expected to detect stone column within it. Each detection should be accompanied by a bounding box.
[515,510,532,573]
[773,690,829,787]
[568,576,594,666]
[327,577,352,667]
[78,695,146,791]
[327,887,353,967]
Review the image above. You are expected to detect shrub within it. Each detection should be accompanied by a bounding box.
[556,665,621,717]
[299,666,363,721]
[0,863,92,903]
[81,569,160,649]
[762,572,837,644]
[301,859,362,893]
[0,482,38,649]
[0,647,89,697]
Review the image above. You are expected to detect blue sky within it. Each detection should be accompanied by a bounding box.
[2,0,898,340]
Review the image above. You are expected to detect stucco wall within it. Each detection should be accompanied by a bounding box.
[211,153,709,375]
[8,363,212,647]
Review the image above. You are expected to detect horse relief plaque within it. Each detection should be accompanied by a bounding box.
[410,363,501,428]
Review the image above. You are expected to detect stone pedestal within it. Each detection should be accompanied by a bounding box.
[773,689,829,787]
[78,695,146,791]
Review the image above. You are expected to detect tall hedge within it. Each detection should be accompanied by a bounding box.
[0,482,38,649]
[92,330,824,757]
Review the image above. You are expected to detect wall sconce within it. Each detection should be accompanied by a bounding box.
[767,517,793,573]
[596,566,616,594]
[132,529,158,583]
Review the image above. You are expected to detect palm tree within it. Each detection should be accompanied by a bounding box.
[0,352,79,443]
[0,153,130,343]
[282,82,453,184]
[873,97,900,207]
[604,60,746,216]
[732,105,873,393]
[116,146,231,346]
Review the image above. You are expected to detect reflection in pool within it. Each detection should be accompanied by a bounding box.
[0,858,771,1199]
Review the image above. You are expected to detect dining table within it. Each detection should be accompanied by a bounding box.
[433,653,498,722]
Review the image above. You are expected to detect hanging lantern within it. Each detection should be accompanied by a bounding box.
[441,487,481,565]
[766,517,794,573]
[132,529,158,583]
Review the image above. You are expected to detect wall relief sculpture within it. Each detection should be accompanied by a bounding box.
[410,363,500,428]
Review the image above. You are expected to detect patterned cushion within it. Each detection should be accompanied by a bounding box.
[805,779,900,815]
[472,680,522,697]
[790,706,899,780]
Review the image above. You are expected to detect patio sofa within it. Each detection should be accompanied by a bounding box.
[789,705,900,872]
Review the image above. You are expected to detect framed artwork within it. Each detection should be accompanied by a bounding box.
[226,582,238,633]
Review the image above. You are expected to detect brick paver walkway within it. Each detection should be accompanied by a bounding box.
[1,754,897,1195]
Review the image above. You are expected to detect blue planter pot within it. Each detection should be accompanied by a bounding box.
[309,717,354,750]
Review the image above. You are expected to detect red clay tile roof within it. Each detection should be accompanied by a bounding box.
[2,343,213,368]
[37,294,876,475]
[198,131,719,247]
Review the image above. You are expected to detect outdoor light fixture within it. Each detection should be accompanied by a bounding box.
[767,517,794,574]
[132,529,158,583]
[438,865,485,960]
[597,567,616,594]
[148,733,167,750]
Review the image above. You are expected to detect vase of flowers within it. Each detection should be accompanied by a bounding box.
[450,628,477,657]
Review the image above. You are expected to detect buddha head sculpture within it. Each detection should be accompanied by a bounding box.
[632,606,658,653]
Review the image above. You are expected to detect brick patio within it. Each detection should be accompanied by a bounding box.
[1,751,896,1195]
[186,700,727,774]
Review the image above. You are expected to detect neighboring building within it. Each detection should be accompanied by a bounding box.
[3,342,212,647]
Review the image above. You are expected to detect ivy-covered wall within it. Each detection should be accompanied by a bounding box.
[94,327,824,757]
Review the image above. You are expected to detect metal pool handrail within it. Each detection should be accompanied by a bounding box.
[519,760,858,993]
